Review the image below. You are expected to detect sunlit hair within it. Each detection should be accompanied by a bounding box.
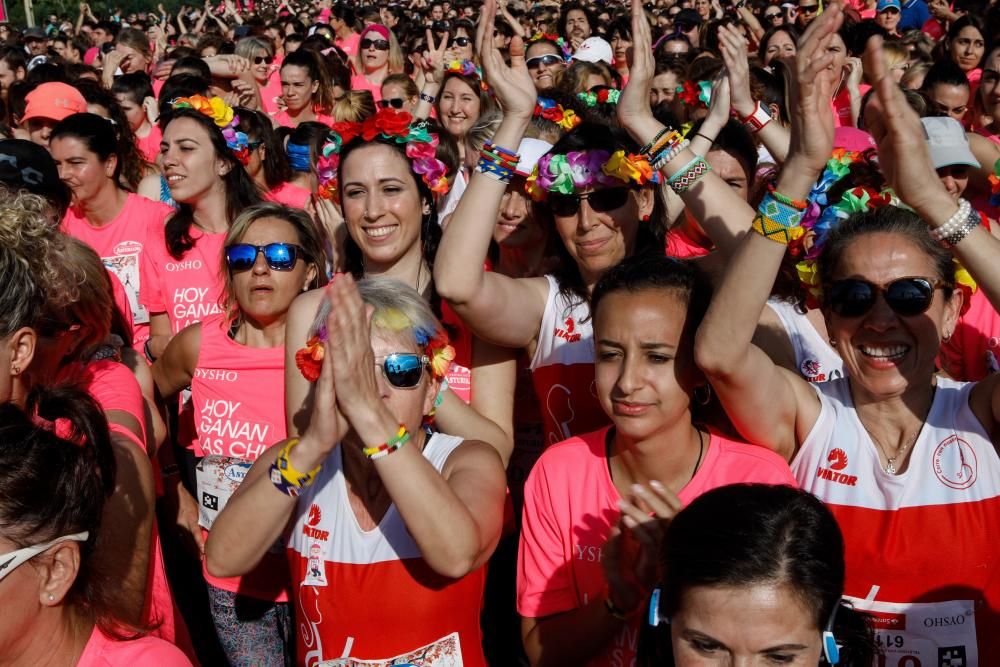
[333,89,376,123]
[221,202,329,322]
[115,27,151,63]
[235,36,273,61]
[47,238,114,359]
[352,25,405,76]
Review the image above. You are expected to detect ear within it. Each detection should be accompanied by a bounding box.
[303,262,319,291]
[35,541,81,607]
[104,154,118,179]
[310,79,320,95]
[217,155,233,177]
[635,187,655,220]
[767,102,781,119]
[422,374,442,417]
[7,326,36,379]
[942,288,964,341]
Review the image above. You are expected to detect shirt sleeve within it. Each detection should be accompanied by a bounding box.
[517,460,580,618]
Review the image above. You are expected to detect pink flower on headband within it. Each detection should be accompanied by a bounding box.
[567,150,612,188]
[406,133,439,161]
[412,156,448,193]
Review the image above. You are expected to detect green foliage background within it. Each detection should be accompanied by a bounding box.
[6,0,184,29]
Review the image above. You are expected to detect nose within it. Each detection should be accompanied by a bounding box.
[616,354,642,396]
[501,191,526,220]
[252,250,270,275]
[861,293,899,332]
[363,192,386,221]
[578,197,600,232]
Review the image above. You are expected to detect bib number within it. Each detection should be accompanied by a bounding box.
[195,455,253,530]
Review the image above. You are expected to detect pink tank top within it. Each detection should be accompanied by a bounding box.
[191,314,290,601]
[529,275,608,447]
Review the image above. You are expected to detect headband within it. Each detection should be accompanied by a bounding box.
[444,59,489,92]
[534,97,581,131]
[528,32,572,60]
[527,149,660,200]
[362,24,390,42]
[577,88,621,107]
[286,141,312,172]
[316,108,449,203]
[171,95,250,165]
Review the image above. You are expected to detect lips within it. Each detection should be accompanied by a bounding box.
[858,343,910,369]
[363,224,398,240]
[612,400,651,416]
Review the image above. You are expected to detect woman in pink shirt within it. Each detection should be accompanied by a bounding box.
[153,203,327,665]
[236,107,292,196]
[274,50,335,128]
[267,121,329,210]
[517,255,796,667]
[0,389,190,667]
[350,24,405,103]
[112,73,161,165]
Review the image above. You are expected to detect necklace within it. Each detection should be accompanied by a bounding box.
[606,426,705,485]
[858,417,921,475]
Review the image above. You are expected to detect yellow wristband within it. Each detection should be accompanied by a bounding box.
[275,438,322,487]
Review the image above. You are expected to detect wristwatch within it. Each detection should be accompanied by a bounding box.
[737,101,772,133]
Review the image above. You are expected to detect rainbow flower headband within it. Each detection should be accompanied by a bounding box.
[676,80,712,109]
[316,108,449,202]
[577,88,620,107]
[295,306,455,382]
[445,59,489,92]
[526,149,661,200]
[988,157,1000,207]
[171,95,250,165]
[534,97,580,131]
[528,32,572,60]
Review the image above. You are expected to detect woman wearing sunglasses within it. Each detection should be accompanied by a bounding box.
[235,36,282,116]
[206,275,506,666]
[350,24,405,103]
[52,113,173,352]
[275,49,336,128]
[380,73,420,115]
[525,36,568,93]
[437,0,750,449]
[0,387,191,666]
[698,8,1000,659]
[153,203,326,666]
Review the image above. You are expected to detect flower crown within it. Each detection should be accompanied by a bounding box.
[988,157,1000,207]
[577,88,621,107]
[675,80,711,109]
[534,97,581,131]
[294,306,455,382]
[528,32,572,60]
[526,149,660,200]
[316,108,450,203]
[171,95,250,165]
[445,59,489,92]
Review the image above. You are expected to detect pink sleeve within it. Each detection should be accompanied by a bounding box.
[517,463,580,618]
[141,229,166,314]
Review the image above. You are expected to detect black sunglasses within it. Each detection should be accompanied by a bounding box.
[451,36,472,47]
[225,243,308,272]
[827,277,943,318]
[548,187,631,217]
[526,54,564,69]
[361,38,391,51]
[376,353,428,389]
[253,55,274,65]
[798,4,819,11]
[378,97,406,109]
[765,11,782,19]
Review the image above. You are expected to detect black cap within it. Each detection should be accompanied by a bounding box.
[22,26,46,39]
[0,139,70,216]
[674,9,703,29]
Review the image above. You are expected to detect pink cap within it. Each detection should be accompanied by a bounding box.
[361,24,390,42]
[22,82,87,123]
[84,47,100,65]
[833,126,876,152]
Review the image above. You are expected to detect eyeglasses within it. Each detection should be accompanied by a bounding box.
[361,38,391,51]
[451,36,471,47]
[526,54,564,69]
[798,4,819,12]
[248,139,264,150]
[0,532,89,583]
[548,187,631,217]
[225,243,309,272]
[253,55,274,65]
[376,353,428,389]
[827,277,943,318]
[378,97,406,109]
[765,11,782,19]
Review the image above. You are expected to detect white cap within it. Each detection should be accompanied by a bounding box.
[514,138,554,177]
[572,37,613,65]
[921,116,980,170]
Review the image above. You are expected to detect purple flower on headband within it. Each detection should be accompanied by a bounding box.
[567,150,609,189]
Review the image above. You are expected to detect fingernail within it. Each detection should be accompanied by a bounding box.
[630,483,645,494]
[650,480,664,491]
[617,498,630,510]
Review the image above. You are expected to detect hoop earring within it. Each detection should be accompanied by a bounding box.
[693,384,712,406]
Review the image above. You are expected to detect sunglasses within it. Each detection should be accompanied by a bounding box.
[0,532,89,583]
[765,11,782,18]
[376,353,429,389]
[253,55,274,65]
[798,4,819,11]
[548,187,631,217]
[378,97,406,109]
[225,243,308,272]
[361,38,391,51]
[527,54,564,69]
[827,277,943,318]
[451,36,472,47]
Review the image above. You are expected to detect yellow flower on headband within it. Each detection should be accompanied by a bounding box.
[372,308,413,332]
[603,150,642,184]
[208,97,235,127]
[429,343,456,379]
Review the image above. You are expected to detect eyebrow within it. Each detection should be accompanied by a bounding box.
[342,177,406,187]
[597,339,676,350]
[681,630,809,653]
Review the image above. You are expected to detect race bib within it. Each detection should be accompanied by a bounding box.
[846,590,977,667]
[195,455,253,530]
[316,631,463,667]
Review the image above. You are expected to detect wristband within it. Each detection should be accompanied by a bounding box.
[639,126,672,156]
[939,206,980,248]
[419,91,436,104]
[737,101,772,133]
[484,140,519,161]
[362,424,411,460]
[143,338,158,363]
[751,191,806,245]
[928,198,971,243]
[668,155,712,194]
[269,438,322,497]
[651,138,690,171]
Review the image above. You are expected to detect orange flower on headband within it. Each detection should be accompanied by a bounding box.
[427,331,456,379]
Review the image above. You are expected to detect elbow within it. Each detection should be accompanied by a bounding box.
[694,329,731,380]
[433,270,470,306]
[204,540,247,579]
[427,550,479,580]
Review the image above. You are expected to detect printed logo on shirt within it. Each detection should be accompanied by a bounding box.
[933,435,978,490]
[815,448,858,486]
[194,368,239,382]
[868,610,907,631]
[113,240,143,256]
[573,543,604,562]
[554,316,582,343]
[165,259,203,272]
[302,503,329,541]
[307,503,322,527]
[800,358,828,383]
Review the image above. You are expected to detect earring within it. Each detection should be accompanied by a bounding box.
[47,594,54,602]
[693,384,712,406]
[829,338,837,347]
[641,213,650,222]
[943,331,953,342]
[11,366,19,375]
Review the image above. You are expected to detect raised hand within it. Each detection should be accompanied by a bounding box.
[422,28,449,86]
[324,275,384,426]
[477,0,536,118]
[300,286,349,454]
[718,23,754,117]
[617,0,660,142]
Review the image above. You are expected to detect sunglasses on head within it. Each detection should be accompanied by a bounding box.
[377,353,429,389]
[225,243,308,272]
[451,36,471,47]
[0,532,89,583]
[827,277,943,318]
[548,187,631,217]
[378,97,406,109]
[361,38,391,51]
[253,55,274,65]
[526,54,564,69]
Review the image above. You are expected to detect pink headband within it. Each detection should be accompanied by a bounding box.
[84,47,100,65]
[362,24,390,42]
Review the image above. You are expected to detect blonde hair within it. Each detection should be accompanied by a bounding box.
[49,238,114,358]
[115,28,152,61]
[235,36,274,60]
[333,90,376,123]
[352,26,405,77]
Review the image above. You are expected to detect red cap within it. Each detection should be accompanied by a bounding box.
[22,82,87,123]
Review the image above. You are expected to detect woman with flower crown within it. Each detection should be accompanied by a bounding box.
[696,4,1000,660]
[206,274,506,667]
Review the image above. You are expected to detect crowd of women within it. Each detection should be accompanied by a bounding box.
[0,0,997,664]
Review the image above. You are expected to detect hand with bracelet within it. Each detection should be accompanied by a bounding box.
[414,28,449,119]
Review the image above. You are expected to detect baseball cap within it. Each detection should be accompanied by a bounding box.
[21,82,87,123]
[921,117,980,170]
[514,138,554,178]
[0,139,70,214]
[22,26,46,40]
[876,0,901,12]
[673,9,703,29]
[573,37,613,65]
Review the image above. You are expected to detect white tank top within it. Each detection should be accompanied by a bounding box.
[767,298,845,383]
[792,377,1000,664]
